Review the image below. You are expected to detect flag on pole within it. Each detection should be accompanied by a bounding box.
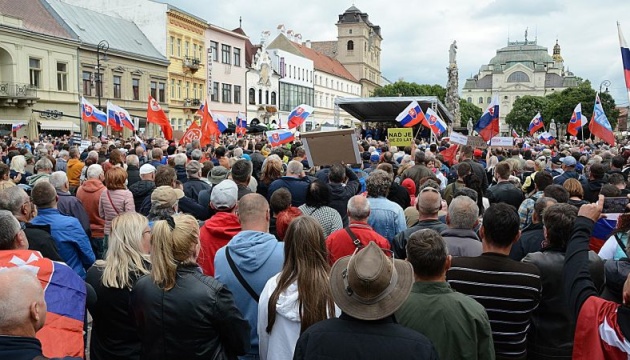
[424,108,447,136]
[147,95,173,140]
[179,121,202,146]
[236,112,247,136]
[618,22,630,95]
[589,93,615,145]
[287,104,314,129]
[567,103,587,136]
[200,100,220,146]
[538,132,556,145]
[511,129,519,138]
[474,95,500,141]
[12,122,26,132]
[267,128,295,146]
[80,97,107,125]
[214,114,229,133]
[395,101,426,128]
[106,101,126,131]
[528,112,544,135]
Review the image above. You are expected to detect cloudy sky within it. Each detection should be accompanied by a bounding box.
[169,0,630,106]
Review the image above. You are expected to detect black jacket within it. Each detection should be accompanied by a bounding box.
[174,165,187,184]
[250,151,265,179]
[509,222,544,261]
[129,180,156,212]
[294,313,438,360]
[387,182,411,210]
[127,165,141,187]
[24,222,63,262]
[130,265,250,360]
[393,220,448,259]
[553,170,580,185]
[317,168,361,227]
[183,178,211,202]
[580,178,607,203]
[487,181,525,210]
[0,335,80,360]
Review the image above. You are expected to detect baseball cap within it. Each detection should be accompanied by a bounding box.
[370,151,380,162]
[139,164,156,175]
[211,180,238,210]
[551,156,563,165]
[473,149,483,157]
[560,156,576,167]
[151,186,184,209]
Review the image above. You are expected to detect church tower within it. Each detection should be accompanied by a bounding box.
[552,39,564,64]
[334,6,382,97]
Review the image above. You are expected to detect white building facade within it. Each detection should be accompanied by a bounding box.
[245,39,281,125]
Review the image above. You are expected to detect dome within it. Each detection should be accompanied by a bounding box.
[344,5,362,13]
[489,43,554,70]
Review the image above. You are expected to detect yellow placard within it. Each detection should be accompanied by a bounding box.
[387,128,413,148]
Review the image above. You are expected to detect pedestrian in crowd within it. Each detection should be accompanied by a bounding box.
[564,177,590,209]
[443,162,471,206]
[454,145,489,194]
[258,216,337,360]
[126,154,141,187]
[250,143,266,180]
[293,242,438,360]
[257,155,283,198]
[397,229,495,360]
[267,160,311,207]
[129,164,157,211]
[147,186,182,223]
[131,214,251,359]
[517,171,553,229]
[366,169,406,244]
[298,180,343,238]
[31,181,95,278]
[0,163,16,190]
[510,197,558,261]
[86,212,151,360]
[440,195,482,257]
[231,159,254,199]
[553,156,580,185]
[49,171,91,238]
[183,160,210,202]
[377,163,411,210]
[197,165,229,210]
[401,150,432,190]
[98,167,134,248]
[66,148,84,194]
[487,161,525,209]
[215,146,230,169]
[323,163,361,227]
[76,164,107,259]
[270,188,302,240]
[27,158,53,186]
[148,148,163,168]
[173,153,188,184]
[581,162,607,203]
[198,180,241,276]
[10,154,29,185]
[80,151,99,184]
[55,150,69,172]
[215,193,284,359]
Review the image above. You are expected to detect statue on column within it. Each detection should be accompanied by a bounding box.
[449,41,457,67]
[446,40,461,126]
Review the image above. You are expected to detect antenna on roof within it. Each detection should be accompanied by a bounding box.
[239,16,242,28]
[535,25,538,43]
[507,25,510,44]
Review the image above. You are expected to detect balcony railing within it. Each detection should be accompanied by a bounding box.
[0,82,39,107]
[183,98,201,109]
[183,56,201,71]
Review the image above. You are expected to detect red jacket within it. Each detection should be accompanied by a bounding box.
[197,212,241,276]
[76,179,106,238]
[325,221,391,265]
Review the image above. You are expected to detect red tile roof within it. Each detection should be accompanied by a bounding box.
[293,42,358,83]
[0,0,73,39]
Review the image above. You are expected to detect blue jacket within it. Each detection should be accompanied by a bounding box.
[214,230,284,358]
[31,208,95,278]
[267,176,312,207]
[367,197,407,244]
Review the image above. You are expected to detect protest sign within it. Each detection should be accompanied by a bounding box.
[302,129,360,167]
[467,136,488,149]
[490,137,514,147]
[450,131,468,145]
[387,128,413,148]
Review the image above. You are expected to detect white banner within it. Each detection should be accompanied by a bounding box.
[450,131,468,145]
[490,136,514,147]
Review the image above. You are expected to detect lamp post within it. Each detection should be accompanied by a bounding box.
[96,40,109,110]
[599,80,611,94]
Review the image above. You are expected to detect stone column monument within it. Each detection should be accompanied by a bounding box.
[446,41,461,127]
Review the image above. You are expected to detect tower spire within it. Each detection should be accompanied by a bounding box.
[239,16,242,28]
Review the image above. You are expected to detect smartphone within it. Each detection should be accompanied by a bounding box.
[603,197,630,214]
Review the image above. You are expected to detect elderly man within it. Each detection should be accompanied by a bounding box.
[397,229,494,360]
[440,196,482,257]
[393,185,447,259]
[55,150,69,172]
[267,160,312,207]
[401,150,432,189]
[183,160,210,202]
[326,195,391,264]
[487,161,525,209]
[76,164,106,259]
[27,158,53,186]
[553,156,579,185]
[126,154,141,187]
[31,181,95,278]
[366,170,407,244]
[173,153,188,183]
[49,171,91,238]
[149,148,164,168]
[129,164,156,211]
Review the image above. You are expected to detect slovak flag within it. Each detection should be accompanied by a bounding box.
[589,93,615,145]
[618,22,630,94]
[214,114,229,133]
[236,112,247,136]
[538,132,556,145]
[396,100,426,128]
[474,95,500,141]
[267,128,295,146]
[528,112,544,135]
[511,129,519,138]
[523,142,531,150]
[567,103,587,136]
[12,122,26,132]
[80,97,106,125]
[107,101,131,131]
[424,107,447,136]
[287,104,314,129]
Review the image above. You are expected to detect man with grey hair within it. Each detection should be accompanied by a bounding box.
[191,149,203,161]
[510,196,558,261]
[49,171,91,238]
[440,196,482,257]
[267,160,312,207]
[0,209,28,252]
[366,169,407,244]
[393,185,446,259]
[326,195,391,264]
[79,150,99,184]
[55,150,69,172]
[27,158,53,186]
[126,154,141,187]
[183,160,210,202]
[174,152,188,183]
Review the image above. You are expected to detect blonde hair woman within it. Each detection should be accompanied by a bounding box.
[130,214,250,359]
[85,212,151,360]
[10,155,29,185]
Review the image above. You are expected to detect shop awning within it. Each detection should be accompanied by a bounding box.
[336,96,454,124]
[0,120,20,125]
[38,120,80,132]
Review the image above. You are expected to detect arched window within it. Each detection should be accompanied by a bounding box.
[258,89,262,104]
[347,40,354,51]
[265,90,269,104]
[487,97,491,103]
[507,71,530,82]
[467,97,472,103]
[248,88,255,105]
[271,91,276,105]
[478,97,484,104]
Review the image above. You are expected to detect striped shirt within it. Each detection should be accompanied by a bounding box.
[447,252,541,360]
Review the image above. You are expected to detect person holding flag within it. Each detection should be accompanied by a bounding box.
[474,96,499,141]
[528,112,544,135]
[567,103,587,136]
[147,95,173,140]
[395,101,426,128]
[589,94,615,145]
[287,104,314,129]
[236,112,247,136]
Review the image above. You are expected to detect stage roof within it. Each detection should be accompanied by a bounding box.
[336,96,454,124]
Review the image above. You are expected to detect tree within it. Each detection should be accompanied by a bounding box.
[459,99,483,127]
[544,80,618,129]
[372,81,446,101]
[505,96,548,132]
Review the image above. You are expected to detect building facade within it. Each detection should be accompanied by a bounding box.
[245,35,281,125]
[463,36,579,133]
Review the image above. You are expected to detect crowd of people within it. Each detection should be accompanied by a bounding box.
[1,131,630,359]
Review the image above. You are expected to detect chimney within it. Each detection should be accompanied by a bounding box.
[305,40,311,48]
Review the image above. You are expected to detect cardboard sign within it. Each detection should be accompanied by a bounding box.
[467,136,488,149]
[490,137,514,147]
[450,131,468,145]
[387,128,413,148]
[302,129,361,167]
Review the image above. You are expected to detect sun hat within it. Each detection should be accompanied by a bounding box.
[210,166,229,185]
[151,186,184,209]
[329,242,413,321]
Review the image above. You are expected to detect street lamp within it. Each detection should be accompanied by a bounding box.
[599,80,611,94]
[96,40,109,110]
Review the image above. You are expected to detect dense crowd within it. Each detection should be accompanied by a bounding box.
[1,131,630,360]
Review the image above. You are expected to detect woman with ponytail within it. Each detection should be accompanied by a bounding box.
[257,216,338,360]
[131,214,250,360]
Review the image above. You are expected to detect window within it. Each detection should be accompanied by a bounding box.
[288,65,291,78]
[113,76,122,98]
[82,71,92,96]
[271,91,276,105]
[279,82,314,112]
[170,36,174,55]
[467,97,472,103]
[314,74,318,84]
[507,71,530,82]
[176,81,181,99]
[170,79,175,99]
[150,81,157,100]
[56,62,67,91]
[185,81,190,99]
[487,97,492,103]
[222,83,232,103]
[234,85,241,104]
[132,78,140,100]
[193,83,198,99]
[184,41,189,57]
[249,88,256,105]
[29,58,41,88]
[210,41,218,61]
[193,44,197,59]
[347,40,354,51]
[258,89,262,104]
[515,95,521,101]
[177,39,181,57]
[349,29,353,34]
[326,78,329,88]
[478,97,483,104]
[158,83,165,102]
[298,67,301,80]
[265,90,269,105]
[234,48,241,66]
[221,44,231,64]
[211,82,219,102]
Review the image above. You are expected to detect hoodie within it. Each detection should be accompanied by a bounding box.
[214,230,284,358]
[67,158,84,187]
[76,178,106,238]
[197,212,241,276]
[26,173,49,186]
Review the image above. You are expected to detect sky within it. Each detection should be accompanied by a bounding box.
[169,0,630,106]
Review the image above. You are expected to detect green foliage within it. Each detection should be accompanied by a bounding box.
[372,81,446,101]
[459,99,483,127]
[505,96,548,131]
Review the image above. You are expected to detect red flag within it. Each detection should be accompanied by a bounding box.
[179,121,202,145]
[440,144,459,166]
[147,95,173,140]
[200,100,220,147]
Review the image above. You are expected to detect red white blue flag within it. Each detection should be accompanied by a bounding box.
[538,132,556,145]
[236,112,247,136]
[512,129,519,138]
[474,95,500,141]
[589,93,615,145]
[81,96,107,125]
[12,122,26,132]
[267,128,295,146]
[567,103,586,136]
[618,22,630,95]
[214,114,229,133]
[528,112,544,135]
[287,104,314,129]
[424,107,447,136]
[396,101,426,128]
[107,101,131,131]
